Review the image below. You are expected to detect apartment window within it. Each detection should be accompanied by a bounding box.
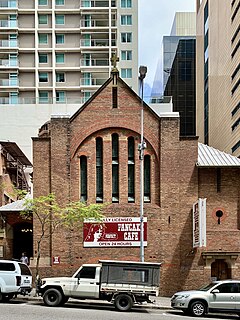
[39,72,48,82]
[144,155,151,202]
[56,0,64,5]
[232,78,240,95]
[39,53,48,63]
[121,15,132,25]
[231,2,240,22]
[96,137,103,202]
[9,92,18,104]
[112,134,119,203]
[39,34,48,44]
[38,14,48,25]
[56,53,65,63]
[121,68,132,78]
[39,91,49,103]
[56,91,65,103]
[232,39,240,58]
[56,72,65,82]
[121,50,132,61]
[80,156,87,202]
[128,137,135,203]
[56,15,65,25]
[121,32,132,43]
[121,0,132,8]
[232,63,240,80]
[38,0,47,5]
[56,34,65,44]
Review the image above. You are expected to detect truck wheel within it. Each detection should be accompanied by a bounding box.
[190,300,206,317]
[114,294,133,312]
[43,288,63,307]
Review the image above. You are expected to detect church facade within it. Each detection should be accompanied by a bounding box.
[32,71,240,296]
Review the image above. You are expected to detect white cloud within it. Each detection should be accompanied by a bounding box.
[139,0,196,89]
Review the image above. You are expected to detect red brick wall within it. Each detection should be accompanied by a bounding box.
[32,76,240,296]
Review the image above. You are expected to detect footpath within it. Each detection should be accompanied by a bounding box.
[18,289,172,310]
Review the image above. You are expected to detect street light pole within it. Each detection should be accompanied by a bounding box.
[138,66,147,262]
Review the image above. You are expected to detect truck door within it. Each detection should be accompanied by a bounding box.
[71,266,100,298]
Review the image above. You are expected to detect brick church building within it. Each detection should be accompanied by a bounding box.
[32,70,240,296]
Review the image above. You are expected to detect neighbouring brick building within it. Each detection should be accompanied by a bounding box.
[32,70,240,296]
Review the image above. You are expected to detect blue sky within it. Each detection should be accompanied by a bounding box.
[139,0,196,92]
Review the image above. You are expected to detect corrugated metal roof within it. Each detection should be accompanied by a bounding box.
[197,143,240,167]
[0,194,32,212]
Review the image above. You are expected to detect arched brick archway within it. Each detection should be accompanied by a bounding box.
[13,222,33,261]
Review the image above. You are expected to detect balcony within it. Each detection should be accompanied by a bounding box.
[0,79,18,86]
[0,20,17,28]
[80,77,106,86]
[80,39,116,47]
[81,58,109,67]
[0,40,18,48]
[0,96,87,105]
[80,0,116,8]
[0,0,17,8]
[0,59,18,67]
[81,19,116,28]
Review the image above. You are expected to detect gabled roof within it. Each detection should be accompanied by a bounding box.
[197,143,240,167]
[70,71,158,122]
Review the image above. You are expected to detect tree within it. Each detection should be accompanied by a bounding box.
[21,193,105,279]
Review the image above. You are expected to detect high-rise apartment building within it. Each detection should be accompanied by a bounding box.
[0,0,138,106]
[196,0,240,157]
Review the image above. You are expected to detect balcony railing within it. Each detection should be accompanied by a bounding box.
[81,19,116,28]
[0,40,18,47]
[0,97,89,105]
[80,78,106,86]
[80,39,116,47]
[0,59,18,67]
[0,0,17,8]
[0,20,17,27]
[0,79,18,86]
[81,58,109,67]
[80,0,116,8]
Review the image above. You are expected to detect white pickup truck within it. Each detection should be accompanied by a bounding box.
[39,260,161,311]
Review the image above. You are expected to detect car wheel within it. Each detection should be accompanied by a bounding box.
[43,288,63,307]
[190,301,206,317]
[114,294,133,311]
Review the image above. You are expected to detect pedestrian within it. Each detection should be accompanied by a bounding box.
[20,252,29,265]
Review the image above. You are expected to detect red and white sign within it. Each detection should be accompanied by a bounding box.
[83,217,147,247]
[53,256,60,264]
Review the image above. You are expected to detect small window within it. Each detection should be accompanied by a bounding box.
[56,0,64,5]
[123,268,149,283]
[39,72,48,82]
[56,15,65,25]
[56,91,65,102]
[121,0,132,8]
[39,53,48,63]
[38,14,48,25]
[121,50,132,61]
[56,53,65,63]
[80,155,87,202]
[144,155,151,202]
[121,68,132,78]
[39,91,49,103]
[56,72,65,82]
[39,34,48,44]
[75,267,96,279]
[121,32,132,43]
[56,34,65,44]
[38,0,47,5]
[121,15,132,25]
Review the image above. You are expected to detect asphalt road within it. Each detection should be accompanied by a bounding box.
[1,300,239,320]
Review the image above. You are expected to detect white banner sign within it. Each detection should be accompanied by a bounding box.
[193,198,206,248]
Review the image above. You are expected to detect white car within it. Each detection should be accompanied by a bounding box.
[0,259,32,301]
[171,280,240,317]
